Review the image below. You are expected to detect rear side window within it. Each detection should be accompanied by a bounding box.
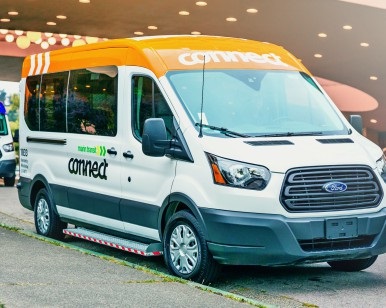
[24,66,118,136]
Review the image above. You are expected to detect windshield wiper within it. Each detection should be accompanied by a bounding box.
[195,123,250,138]
[258,131,324,137]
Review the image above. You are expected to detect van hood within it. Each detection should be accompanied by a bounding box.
[200,135,381,173]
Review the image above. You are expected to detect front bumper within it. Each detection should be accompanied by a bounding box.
[200,208,386,266]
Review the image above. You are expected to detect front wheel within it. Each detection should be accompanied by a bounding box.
[328,256,378,272]
[163,211,220,284]
[34,188,67,240]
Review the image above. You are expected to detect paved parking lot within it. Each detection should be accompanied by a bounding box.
[1,185,386,307]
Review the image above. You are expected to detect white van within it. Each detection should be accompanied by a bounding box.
[0,101,16,186]
[17,36,386,284]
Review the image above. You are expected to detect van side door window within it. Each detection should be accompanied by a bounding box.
[132,76,174,140]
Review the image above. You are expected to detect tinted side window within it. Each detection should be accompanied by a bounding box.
[25,75,42,131]
[40,72,68,132]
[132,76,174,140]
[68,67,118,136]
[24,66,118,136]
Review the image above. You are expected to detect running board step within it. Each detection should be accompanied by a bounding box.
[63,228,163,256]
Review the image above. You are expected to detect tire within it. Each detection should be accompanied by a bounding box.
[328,255,378,272]
[34,188,67,240]
[4,176,15,187]
[163,210,220,284]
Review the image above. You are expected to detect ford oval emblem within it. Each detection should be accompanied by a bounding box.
[323,181,348,193]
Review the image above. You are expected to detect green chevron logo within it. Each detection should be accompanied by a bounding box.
[77,145,106,156]
[96,145,107,156]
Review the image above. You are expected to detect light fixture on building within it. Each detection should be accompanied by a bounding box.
[41,41,49,49]
[85,36,98,44]
[27,31,42,42]
[61,37,70,46]
[16,36,31,49]
[5,34,14,42]
[72,39,86,47]
[48,37,56,45]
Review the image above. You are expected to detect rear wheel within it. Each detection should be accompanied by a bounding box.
[328,256,378,271]
[4,176,15,187]
[34,188,67,240]
[163,210,220,285]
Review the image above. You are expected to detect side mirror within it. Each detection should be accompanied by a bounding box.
[142,118,170,157]
[13,129,19,143]
[350,115,363,135]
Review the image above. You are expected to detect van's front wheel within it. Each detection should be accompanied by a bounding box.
[34,188,67,240]
[163,210,220,284]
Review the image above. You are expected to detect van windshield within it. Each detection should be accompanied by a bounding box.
[167,70,347,137]
[0,114,8,136]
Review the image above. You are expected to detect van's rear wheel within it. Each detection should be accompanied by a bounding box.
[34,188,67,240]
[163,210,220,284]
[4,176,15,187]
[328,256,378,271]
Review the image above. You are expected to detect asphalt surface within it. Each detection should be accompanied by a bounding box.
[0,185,271,308]
[1,183,386,307]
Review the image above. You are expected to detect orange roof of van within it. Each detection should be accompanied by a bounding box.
[22,35,310,78]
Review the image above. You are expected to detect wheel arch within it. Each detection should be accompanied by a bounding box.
[158,192,208,240]
[29,174,57,213]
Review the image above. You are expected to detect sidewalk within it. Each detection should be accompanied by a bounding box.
[0,207,271,308]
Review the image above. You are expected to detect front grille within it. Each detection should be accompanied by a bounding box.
[299,235,375,252]
[280,165,383,212]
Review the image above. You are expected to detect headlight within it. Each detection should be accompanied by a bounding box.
[206,153,271,190]
[2,142,14,152]
[376,155,386,177]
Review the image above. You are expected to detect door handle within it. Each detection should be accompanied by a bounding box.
[107,147,117,155]
[123,151,134,159]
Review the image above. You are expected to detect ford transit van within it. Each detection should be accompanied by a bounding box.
[17,36,386,283]
[0,101,16,186]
